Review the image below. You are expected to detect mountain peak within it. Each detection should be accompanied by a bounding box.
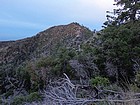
[67,22,81,26]
[0,23,93,71]
[39,22,87,39]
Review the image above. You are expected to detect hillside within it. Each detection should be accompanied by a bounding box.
[0,23,95,102]
[0,23,92,72]
[0,22,140,105]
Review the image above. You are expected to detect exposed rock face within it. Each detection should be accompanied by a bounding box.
[0,23,93,71]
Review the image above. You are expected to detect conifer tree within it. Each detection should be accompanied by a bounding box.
[105,0,140,26]
[100,0,140,82]
[115,0,140,22]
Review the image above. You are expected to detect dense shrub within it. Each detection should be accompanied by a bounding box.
[51,48,76,78]
[11,95,26,105]
[26,92,42,102]
[94,21,140,82]
[90,76,109,87]
[11,92,42,105]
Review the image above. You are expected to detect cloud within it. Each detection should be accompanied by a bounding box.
[0,0,115,24]
[0,0,115,40]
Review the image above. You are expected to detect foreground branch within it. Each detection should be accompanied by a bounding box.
[34,74,140,105]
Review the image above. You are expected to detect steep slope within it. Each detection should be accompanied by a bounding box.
[0,23,93,72]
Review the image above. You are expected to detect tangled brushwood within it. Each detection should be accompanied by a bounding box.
[23,73,140,105]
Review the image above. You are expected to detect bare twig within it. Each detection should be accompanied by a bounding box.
[39,74,140,105]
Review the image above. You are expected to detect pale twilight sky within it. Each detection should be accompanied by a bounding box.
[0,0,114,41]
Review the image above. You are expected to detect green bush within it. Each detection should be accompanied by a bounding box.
[95,21,140,81]
[36,56,54,68]
[11,95,26,105]
[90,76,109,87]
[16,66,31,91]
[26,92,42,102]
[11,92,42,105]
[0,98,2,104]
[50,48,76,77]
[135,72,140,87]
[129,84,140,92]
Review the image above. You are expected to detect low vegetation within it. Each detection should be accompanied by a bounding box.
[0,0,140,104]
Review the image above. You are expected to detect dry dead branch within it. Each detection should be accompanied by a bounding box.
[37,73,140,105]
